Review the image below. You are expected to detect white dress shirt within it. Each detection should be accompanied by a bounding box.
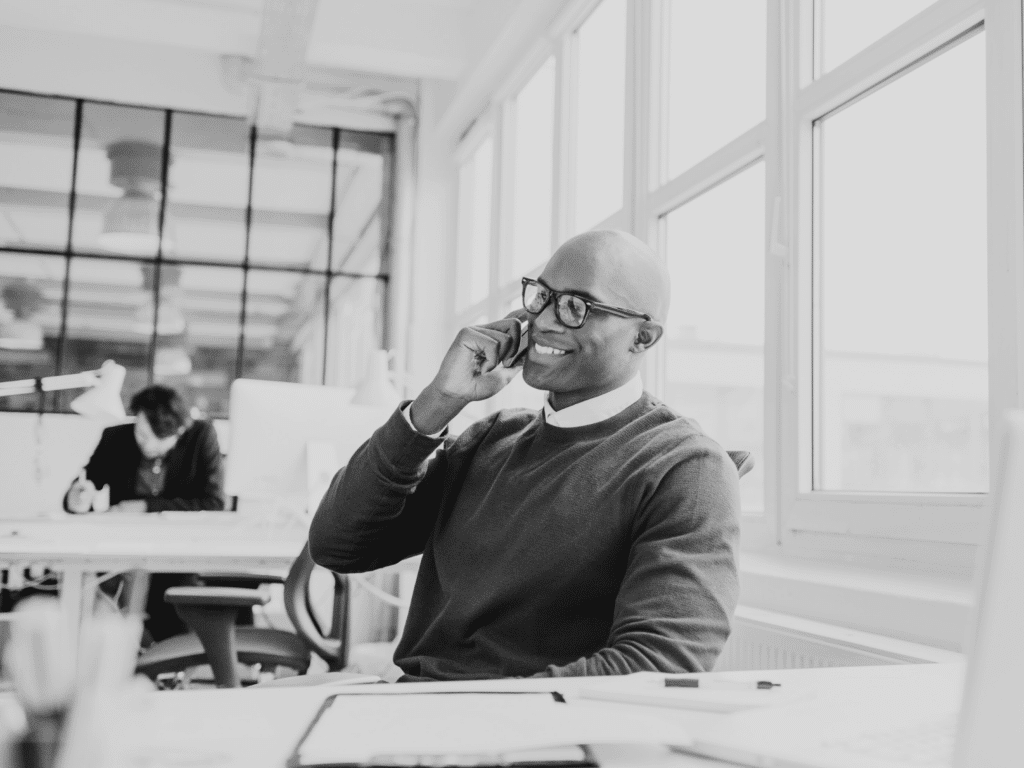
[403,373,644,435]
[542,373,643,428]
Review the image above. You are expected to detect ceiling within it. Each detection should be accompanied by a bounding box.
[0,0,520,83]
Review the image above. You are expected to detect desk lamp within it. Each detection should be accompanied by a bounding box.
[0,359,127,422]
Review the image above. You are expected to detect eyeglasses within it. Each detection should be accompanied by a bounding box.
[521,277,652,329]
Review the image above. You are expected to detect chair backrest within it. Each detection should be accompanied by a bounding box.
[283,543,348,671]
[727,450,754,479]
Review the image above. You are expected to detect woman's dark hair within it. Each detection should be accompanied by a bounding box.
[129,385,192,438]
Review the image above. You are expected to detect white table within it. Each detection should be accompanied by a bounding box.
[0,512,309,629]
[104,663,962,768]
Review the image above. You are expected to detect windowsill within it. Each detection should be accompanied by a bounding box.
[737,549,975,652]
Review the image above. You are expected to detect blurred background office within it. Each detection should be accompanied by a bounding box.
[0,0,1015,675]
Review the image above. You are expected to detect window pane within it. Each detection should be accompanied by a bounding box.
[152,264,242,419]
[325,276,385,388]
[511,57,555,278]
[663,163,765,513]
[60,257,153,411]
[241,269,327,384]
[332,132,389,276]
[573,0,626,232]
[0,93,76,251]
[72,102,167,258]
[816,33,987,492]
[0,253,65,412]
[666,1,766,178]
[455,137,493,310]
[818,0,936,75]
[166,113,250,265]
[249,126,333,270]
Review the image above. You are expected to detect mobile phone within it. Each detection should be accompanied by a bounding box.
[503,318,530,367]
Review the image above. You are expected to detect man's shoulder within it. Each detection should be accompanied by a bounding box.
[100,422,135,441]
[633,394,732,461]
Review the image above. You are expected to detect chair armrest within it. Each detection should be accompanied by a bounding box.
[164,586,270,608]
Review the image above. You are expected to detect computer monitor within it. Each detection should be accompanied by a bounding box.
[224,379,395,512]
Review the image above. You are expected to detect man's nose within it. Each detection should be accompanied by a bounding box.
[532,299,563,332]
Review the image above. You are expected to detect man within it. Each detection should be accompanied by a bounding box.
[65,384,224,514]
[310,230,740,680]
[65,384,225,641]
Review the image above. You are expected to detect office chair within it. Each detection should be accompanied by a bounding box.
[136,543,347,688]
[138,451,755,688]
[728,450,754,480]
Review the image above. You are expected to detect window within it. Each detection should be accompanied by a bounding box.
[0,92,75,252]
[816,0,937,75]
[450,0,1018,566]
[663,163,766,513]
[665,0,766,179]
[510,57,556,278]
[572,0,627,232]
[814,32,988,493]
[455,136,493,310]
[0,90,393,418]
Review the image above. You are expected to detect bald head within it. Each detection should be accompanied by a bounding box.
[523,230,669,409]
[547,230,670,322]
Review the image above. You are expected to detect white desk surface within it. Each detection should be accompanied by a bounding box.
[0,513,308,573]
[110,663,963,768]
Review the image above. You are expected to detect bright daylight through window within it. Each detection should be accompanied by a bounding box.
[572,0,626,233]
[816,31,988,493]
[666,0,765,179]
[511,57,556,279]
[455,136,493,310]
[816,0,938,75]
[0,92,392,418]
[663,163,766,514]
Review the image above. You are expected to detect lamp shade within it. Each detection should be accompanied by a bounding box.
[351,350,401,408]
[70,360,127,422]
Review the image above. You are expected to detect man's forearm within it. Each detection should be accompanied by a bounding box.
[308,406,446,573]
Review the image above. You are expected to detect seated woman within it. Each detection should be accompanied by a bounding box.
[64,384,226,642]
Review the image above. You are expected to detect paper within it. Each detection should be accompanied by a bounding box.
[294,692,692,767]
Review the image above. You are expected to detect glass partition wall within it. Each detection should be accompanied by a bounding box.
[0,91,393,418]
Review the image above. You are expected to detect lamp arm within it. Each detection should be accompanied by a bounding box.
[0,370,101,399]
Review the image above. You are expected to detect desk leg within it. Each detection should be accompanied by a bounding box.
[59,567,88,641]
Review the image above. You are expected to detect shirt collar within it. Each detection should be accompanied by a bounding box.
[543,374,644,429]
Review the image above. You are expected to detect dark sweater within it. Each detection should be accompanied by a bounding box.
[65,421,225,512]
[309,393,740,680]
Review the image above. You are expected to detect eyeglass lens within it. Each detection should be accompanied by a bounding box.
[522,282,588,328]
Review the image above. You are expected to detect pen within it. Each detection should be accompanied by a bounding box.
[665,678,781,690]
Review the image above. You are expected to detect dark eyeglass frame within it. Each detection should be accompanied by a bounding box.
[521,277,652,329]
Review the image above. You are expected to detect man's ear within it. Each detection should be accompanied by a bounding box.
[631,321,664,352]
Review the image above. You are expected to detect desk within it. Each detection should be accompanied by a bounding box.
[0,513,308,628]
[106,663,962,768]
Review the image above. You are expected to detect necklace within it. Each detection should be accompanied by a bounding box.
[152,456,162,475]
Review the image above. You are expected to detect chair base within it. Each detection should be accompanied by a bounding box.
[137,627,311,680]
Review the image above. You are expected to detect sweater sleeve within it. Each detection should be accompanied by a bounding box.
[63,427,115,513]
[308,404,453,573]
[145,422,226,512]
[539,442,741,677]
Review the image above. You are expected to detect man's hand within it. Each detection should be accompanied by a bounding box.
[410,312,528,434]
[108,500,147,514]
[67,471,97,514]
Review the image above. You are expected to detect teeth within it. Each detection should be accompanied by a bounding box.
[534,343,568,356]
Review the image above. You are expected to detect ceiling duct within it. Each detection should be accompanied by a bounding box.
[247,0,320,139]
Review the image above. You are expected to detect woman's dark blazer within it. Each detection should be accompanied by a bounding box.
[65,420,226,512]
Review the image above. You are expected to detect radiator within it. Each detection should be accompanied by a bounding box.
[714,606,963,672]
